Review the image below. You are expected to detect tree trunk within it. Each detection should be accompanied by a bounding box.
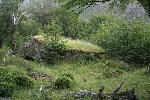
[9,27,17,53]
[10,34,17,53]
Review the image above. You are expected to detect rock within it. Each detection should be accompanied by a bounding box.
[27,68,53,81]
[72,89,97,99]
[17,35,45,61]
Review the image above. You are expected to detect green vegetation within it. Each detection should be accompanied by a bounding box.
[54,74,75,89]
[0,55,149,99]
[97,20,150,64]
[0,0,150,99]
[44,37,66,65]
[0,66,33,97]
[64,38,104,53]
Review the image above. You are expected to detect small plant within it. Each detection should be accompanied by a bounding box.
[54,74,75,89]
[14,76,33,89]
[0,82,15,97]
[103,67,124,78]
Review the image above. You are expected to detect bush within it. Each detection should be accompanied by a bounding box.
[54,74,75,89]
[98,20,150,64]
[14,76,33,89]
[0,82,15,97]
[44,37,66,65]
[0,66,33,97]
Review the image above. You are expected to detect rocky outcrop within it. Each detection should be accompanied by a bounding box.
[69,79,137,100]
[17,35,45,61]
[71,86,136,100]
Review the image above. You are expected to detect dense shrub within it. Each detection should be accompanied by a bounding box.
[44,37,66,65]
[87,15,117,43]
[54,74,75,89]
[14,76,33,89]
[0,82,15,97]
[98,20,150,64]
[0,66,33,97]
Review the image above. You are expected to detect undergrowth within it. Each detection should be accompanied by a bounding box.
[0,53,148,100]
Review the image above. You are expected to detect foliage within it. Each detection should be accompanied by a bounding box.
[3,55,149,99]
[14,76,33,89]
[41,16,66,65]
[54,10,108,39]
[88,15,108,34]
[15,20,40,48]
[103,68,124,78]
[44,37,66,65]
[85,15,116,44]
[23,0,54,26]
[0,66,33,97]
[0,82,15,97]
[0,0,150,99]
[54,74,75,89]
[47,8,89,39]
[82,15,110,42]
[53,9,78,38]
[0,0,24,49]
[98,20,150,64]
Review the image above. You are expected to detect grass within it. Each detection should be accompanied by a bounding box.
[38,35,104,53]
[2,54,149,100]
[0,39,150,100]
[63,38,104,53]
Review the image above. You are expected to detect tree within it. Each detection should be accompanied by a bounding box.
[23,0,54,26]
[0,0,24,50]
[53,9,79,38]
